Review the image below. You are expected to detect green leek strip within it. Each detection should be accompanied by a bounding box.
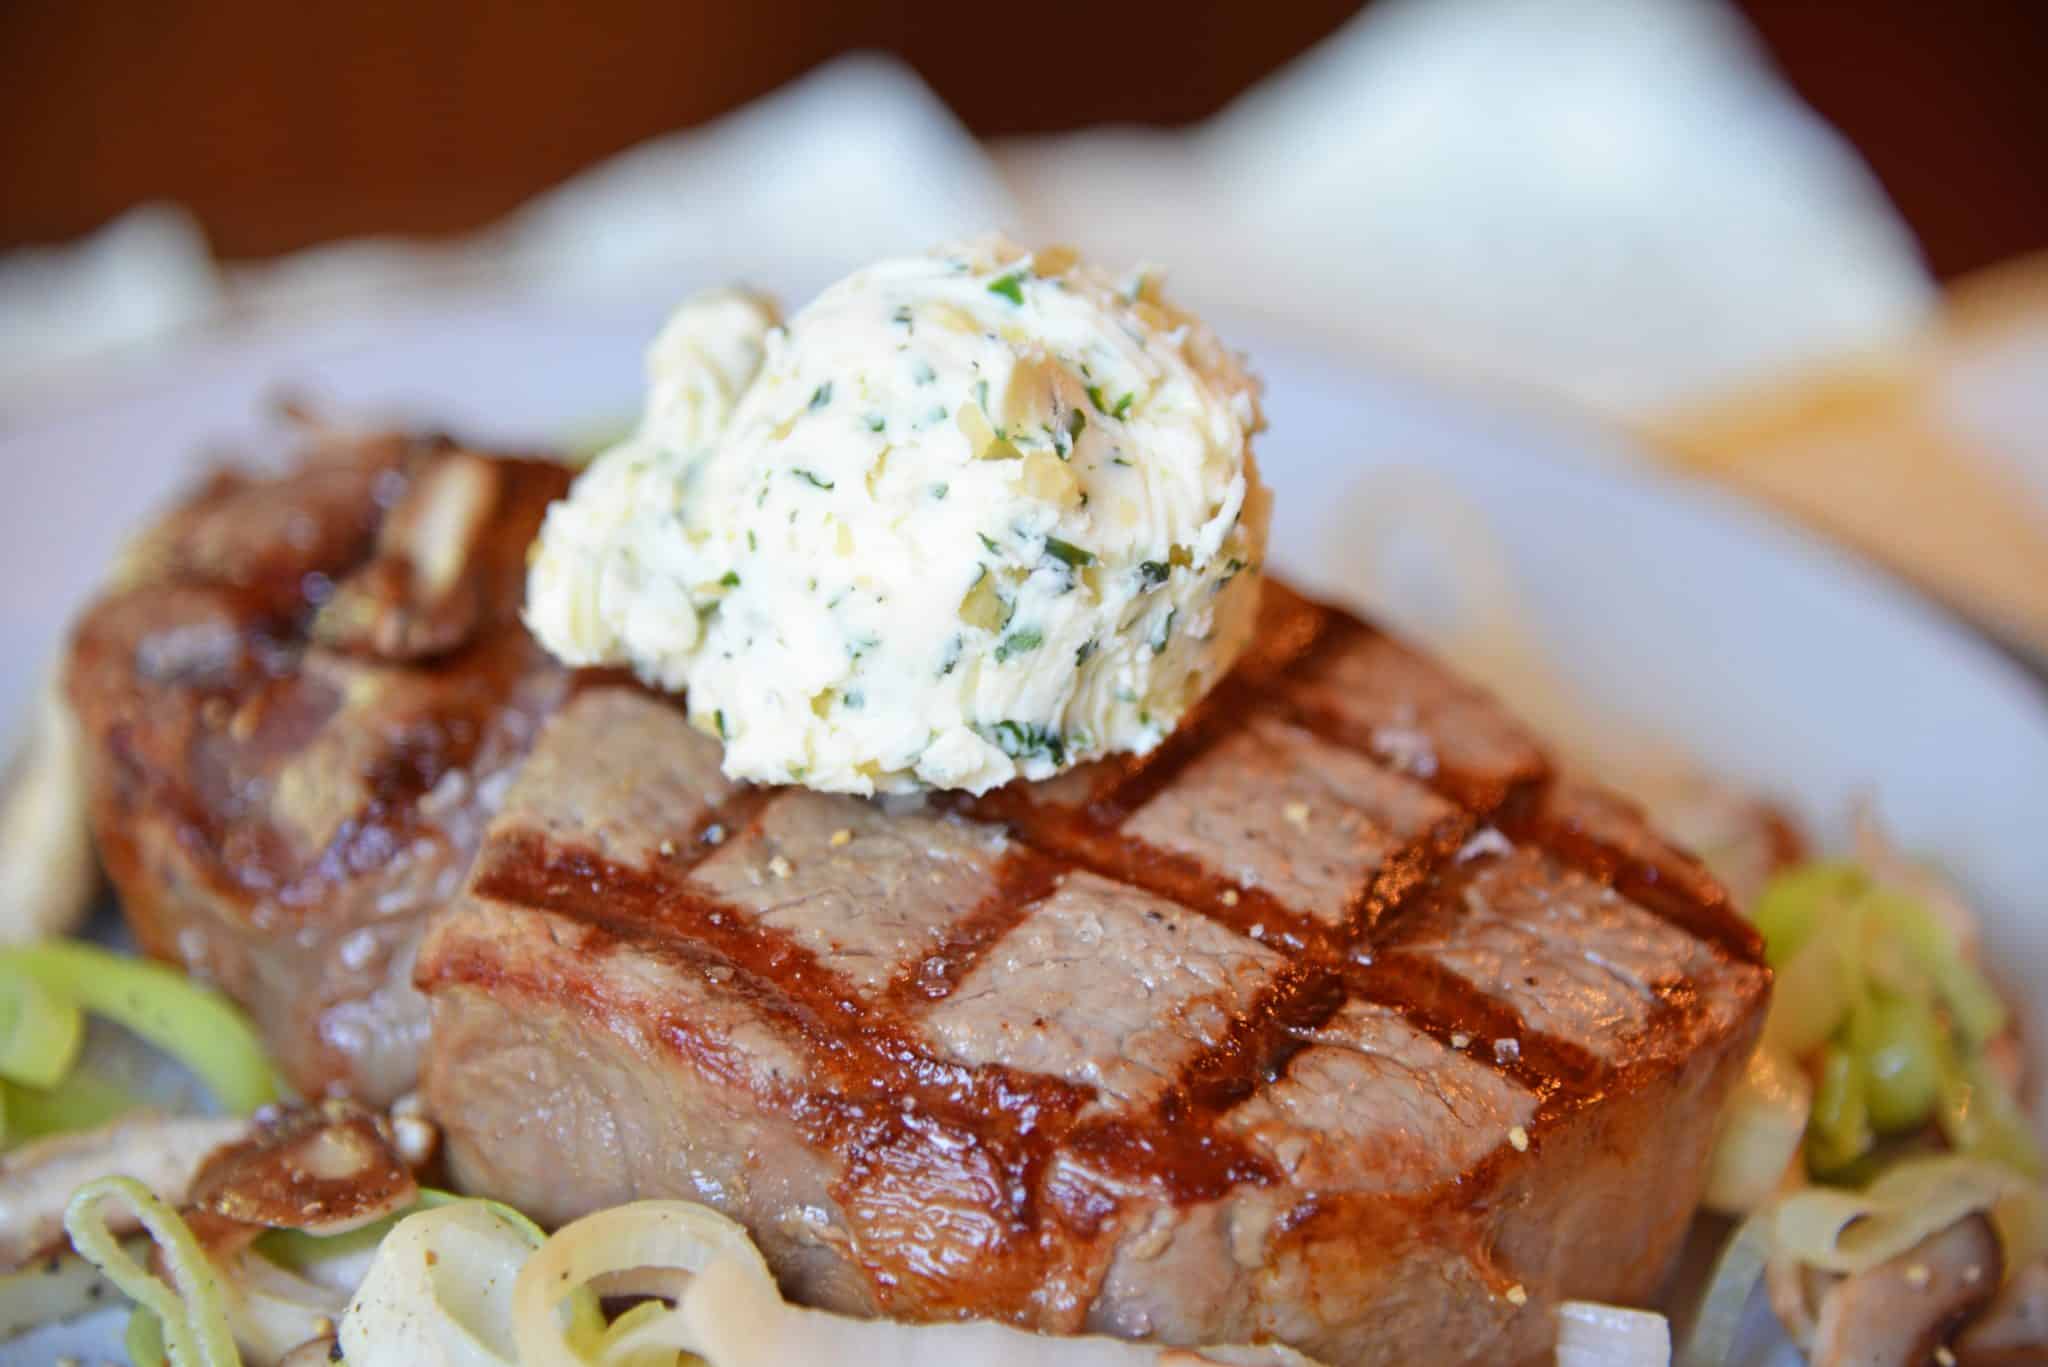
[1846,990,1941,1135]
[1993,1182,2048,1277]
[260,1187,547,1276]
[1806,1042,1874,1176]
[1859,888,2007,1046]
[1751,862,1865,966]
[0,966,84,1088]
[63,1174,241,1367]
[0,943,274,1115]
[2,1072,142,1142]
[1937,1047,2045,1179]
[128,1306,169,1367]
[1761,908,1860,1058]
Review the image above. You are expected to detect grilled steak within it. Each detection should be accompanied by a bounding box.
[67,432,570,1104]
[418,582,1770,1365]
[70,438,1768,1361]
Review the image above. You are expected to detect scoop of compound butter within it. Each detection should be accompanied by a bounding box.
[526,237,1269,794]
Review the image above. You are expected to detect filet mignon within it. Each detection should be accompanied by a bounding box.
[68,439,1769,1361]
[416,582,1770,1365]
[67,432,570,1104]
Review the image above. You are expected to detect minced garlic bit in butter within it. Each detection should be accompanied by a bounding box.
[525,236,1270,795]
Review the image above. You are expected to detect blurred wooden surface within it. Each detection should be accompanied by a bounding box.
[1,1,2042,278]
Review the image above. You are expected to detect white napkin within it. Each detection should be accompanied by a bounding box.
[0,0,1935,424]
[999,0,1935,415]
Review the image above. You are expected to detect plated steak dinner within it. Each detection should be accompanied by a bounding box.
[65,432,1768,1365]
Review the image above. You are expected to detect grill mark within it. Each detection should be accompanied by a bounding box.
[1238,588,1341,685]
[1076,679,1257,829]
[468,830,1283,1269]
[1345,946,1604,1117]
[880,849,1065,1009]
[1355,806,1479,933]
[1502,800,1762,962]
[88,453,573,921]
[296,629,551,899]
[93,439,1765,1313]
[1349,848,1752,1128]
[1002,817,1322,956]
[471,835,1092,1128]
[1268,691,1550,819]
[1261,652,1757,969]
[419,571,1753,1246]
[964,602,1726,1143]
[1266,617,1555,816]
[447,571,1751,1203]
[1176,963,1352,1115]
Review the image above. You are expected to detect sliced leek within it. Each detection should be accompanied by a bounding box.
[63,1174,240,1367]
[1846,991,1940,1135]
[3,1072,141,1142]
[0,942,274,1116]
[0,966,83,1088]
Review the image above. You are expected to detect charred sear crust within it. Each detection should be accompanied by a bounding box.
[66,433,572,1105]
[413,568,1771,1363]
[67,441,1768,1363]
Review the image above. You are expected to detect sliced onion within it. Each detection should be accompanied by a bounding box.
[226,1248,350,1364]
[340,1199,543,1367]
[0,1242,122,1341]
[1702,1045,1810,1214]
[662,1257,1328,1367]
[512,1198,763,1367]
[1556,1300,1670,1366]
[3,1070,144,1141]
[513,1198,1328,1367]
[62,1174,240,1367]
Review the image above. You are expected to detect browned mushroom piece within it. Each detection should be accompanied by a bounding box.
[1958,1257,2048,1366]
[1811,1215,2004,1367]
[310,449,505,661]
[188,1101,419,1236]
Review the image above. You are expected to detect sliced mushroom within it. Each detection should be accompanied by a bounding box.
[1811,1214,2003,1366]
[0,1111,249,1270]
[1958,1256,2048,1365]
[190,1100,419,1236]
[310,450,502,661]
[0,670,100,945]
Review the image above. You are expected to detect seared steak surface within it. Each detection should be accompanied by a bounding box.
[69,440,1769,1361]
[419,581,1770,1364]
[67,434,570,1103]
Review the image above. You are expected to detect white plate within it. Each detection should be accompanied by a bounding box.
[4,296,2044,1363]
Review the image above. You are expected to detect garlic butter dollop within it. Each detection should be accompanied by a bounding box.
[525,237,1269,794]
